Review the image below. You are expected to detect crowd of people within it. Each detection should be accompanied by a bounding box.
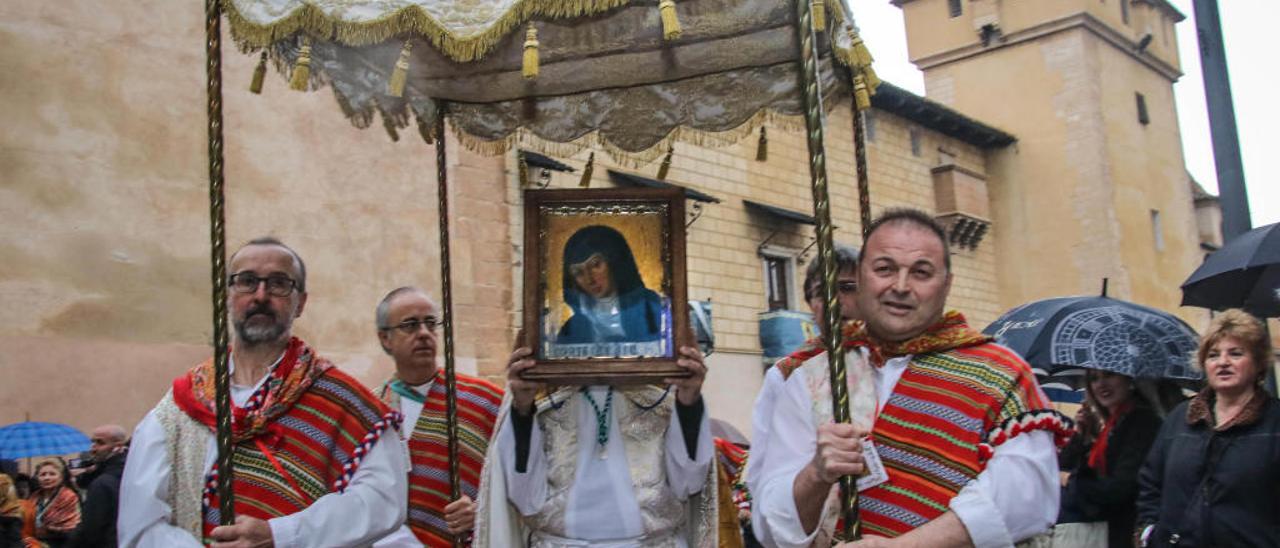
[0,425,129,547]
[0,208,1275,547]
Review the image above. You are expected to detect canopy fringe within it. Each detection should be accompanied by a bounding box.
[225,0,630,63]
[442,104,818,169]
[227,0,858,65]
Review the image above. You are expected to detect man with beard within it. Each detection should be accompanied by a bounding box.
[754,210,1071,547]
[118,237,407,547]
[66,424,128,547]
[371,287,502,547]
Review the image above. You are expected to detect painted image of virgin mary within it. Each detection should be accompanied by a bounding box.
[557,225,668,345]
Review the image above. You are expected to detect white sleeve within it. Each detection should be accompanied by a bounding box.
[497,413,549,516]
[949,430,1058,548]
[754,372,831,548]
[664,401,713,498]
[268,431,409,547]
[117,410,204,548]
[747,367,783,545]
[746,367,783,495]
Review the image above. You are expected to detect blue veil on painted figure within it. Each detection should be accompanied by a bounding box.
[544,225,671,359]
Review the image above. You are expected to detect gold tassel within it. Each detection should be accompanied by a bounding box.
[578,152,595,187]
[289,36,312,91]
[249,51,267,94]
[850,31,874,68]
[517,150,530,187]
[756,126,768,162]
[522,24,539,80]
[657,145,674,180]
[863,66,881,94]
[659,0,682,41]
[812,0,826,32]
[853,74,871,110]
[388,40,412,97]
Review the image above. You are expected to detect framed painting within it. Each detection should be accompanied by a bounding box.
[521,187,690,384]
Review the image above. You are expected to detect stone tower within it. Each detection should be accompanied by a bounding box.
[896,0,1205,320]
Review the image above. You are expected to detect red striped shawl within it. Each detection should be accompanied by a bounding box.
[379,373,503,547]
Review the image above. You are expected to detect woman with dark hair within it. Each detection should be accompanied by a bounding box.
[1056,369,1162,547]
[557,225,667,346]
[1135,309,1280,547]
[24,459,79,548]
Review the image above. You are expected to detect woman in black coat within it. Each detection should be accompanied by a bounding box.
[1058,369,1163,547]
[1135,309,1280,547]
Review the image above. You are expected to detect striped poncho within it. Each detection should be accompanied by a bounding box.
[379,373,503,547]
[802,312,1073,540]
[171,338,400,542]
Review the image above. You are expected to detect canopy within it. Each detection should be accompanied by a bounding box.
[225,0,871,160]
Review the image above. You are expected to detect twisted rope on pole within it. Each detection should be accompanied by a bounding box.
[433,104,463,548]
[851,77,872,238]
[204,0,235,525]
[792,0,858,540]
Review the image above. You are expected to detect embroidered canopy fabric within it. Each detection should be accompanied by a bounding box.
[225,0,867,159]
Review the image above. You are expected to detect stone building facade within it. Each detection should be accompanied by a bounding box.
[1,0,1220,439]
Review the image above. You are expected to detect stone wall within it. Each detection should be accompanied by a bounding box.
[0,0,512,432]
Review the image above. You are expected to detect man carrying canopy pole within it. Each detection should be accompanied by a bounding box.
[789,0,859,539]
[372,287,504,547]
[117,238,408,547]
[754,210,1071,547]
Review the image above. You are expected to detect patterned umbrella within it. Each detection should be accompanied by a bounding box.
[0,421,91,460]
[984,296,1202,382]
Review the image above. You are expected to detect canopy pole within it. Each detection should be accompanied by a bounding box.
[850,76,872,238]
[433,103,463,548]
[792,0,858,540]
[203,0,235,525]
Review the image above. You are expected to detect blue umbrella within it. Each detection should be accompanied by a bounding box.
[0,421,91,460]
[984,295,1202,383]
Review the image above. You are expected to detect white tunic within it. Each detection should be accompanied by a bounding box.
[745,365,786,546]
[754,352,1060,548]
[497,386,713,546]
[117,360,409,547]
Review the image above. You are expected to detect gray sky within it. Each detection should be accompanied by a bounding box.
[854,0,1278,227]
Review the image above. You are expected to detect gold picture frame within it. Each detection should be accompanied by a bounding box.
[521,187,690,384]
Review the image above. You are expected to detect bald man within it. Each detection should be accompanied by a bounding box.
[68,424,128,547]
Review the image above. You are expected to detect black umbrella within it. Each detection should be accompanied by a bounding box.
[1181,222,1280,317]
[984,295,1202,383]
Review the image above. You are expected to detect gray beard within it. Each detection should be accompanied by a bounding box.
[233,317,288,346]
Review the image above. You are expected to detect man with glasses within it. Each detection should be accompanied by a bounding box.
[371,287,503,547]
[746,243,860,546]
[119,237,408,547]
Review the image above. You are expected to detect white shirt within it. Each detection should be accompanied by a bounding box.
[118,360,409,548]
[746,365,787,546]
[755,353,1059,548]
[496,386,712,546]
[372,381,435,548]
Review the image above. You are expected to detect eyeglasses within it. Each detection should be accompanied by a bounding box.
[229,272,299,297]
[381,317,440,334]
